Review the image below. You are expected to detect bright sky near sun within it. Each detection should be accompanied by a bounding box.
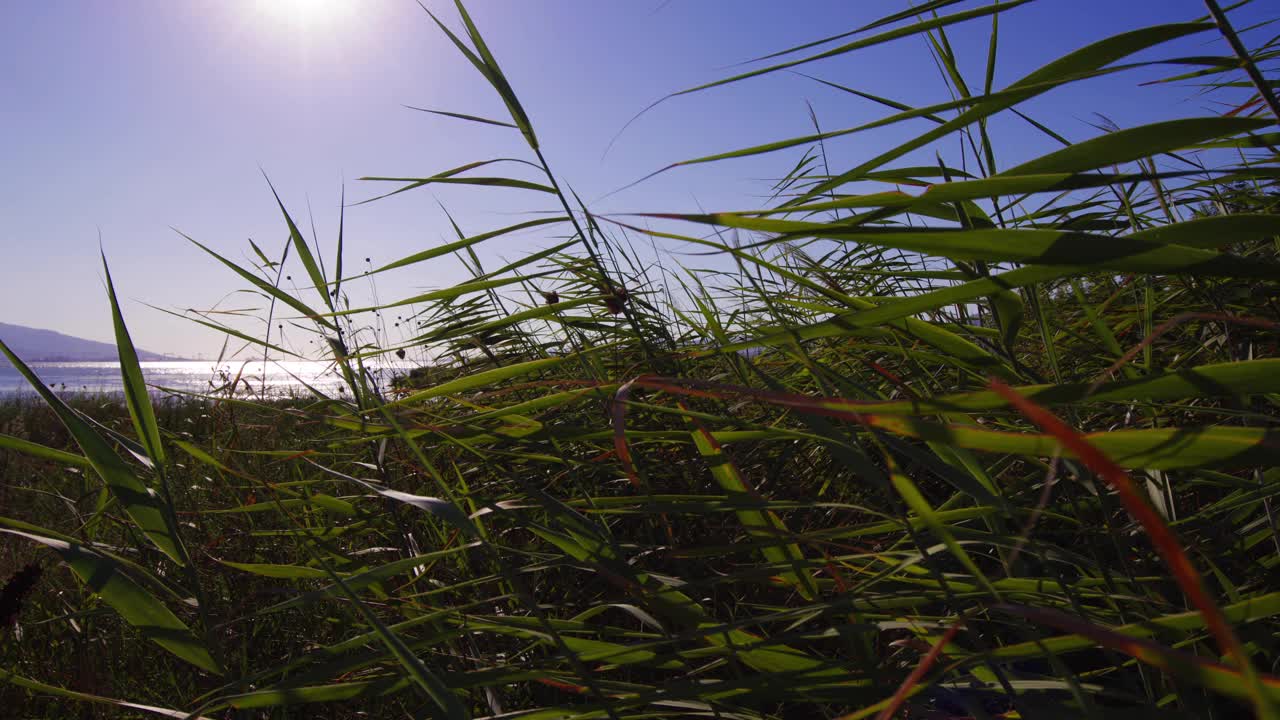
[1,1,1270,358]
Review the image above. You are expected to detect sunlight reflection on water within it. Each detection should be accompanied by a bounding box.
[0,360,415,398]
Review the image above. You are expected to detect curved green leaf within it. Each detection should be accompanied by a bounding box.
[1,530,219,674]
[0,339,188,565]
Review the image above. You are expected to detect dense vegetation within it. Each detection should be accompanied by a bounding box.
[3,1,1280,717]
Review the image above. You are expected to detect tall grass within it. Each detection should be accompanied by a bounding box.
[3,1,1280,717]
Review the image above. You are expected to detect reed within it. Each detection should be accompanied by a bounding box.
[2,1,1279,717]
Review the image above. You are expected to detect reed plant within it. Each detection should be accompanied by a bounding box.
[3,1,1280,717]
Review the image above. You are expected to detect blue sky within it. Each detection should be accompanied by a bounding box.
[0,0,1267,358]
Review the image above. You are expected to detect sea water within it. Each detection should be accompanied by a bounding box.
[0,360,413,398]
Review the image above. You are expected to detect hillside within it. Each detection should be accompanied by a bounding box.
[0,321,169,362]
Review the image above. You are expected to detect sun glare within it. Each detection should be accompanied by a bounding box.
[252,0,353,32]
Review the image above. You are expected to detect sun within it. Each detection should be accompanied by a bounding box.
[251,0,354,32]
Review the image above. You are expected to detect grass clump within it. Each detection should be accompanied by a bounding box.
[3,1,1280,718]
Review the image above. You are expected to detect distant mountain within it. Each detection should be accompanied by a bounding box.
[0,322,171,363]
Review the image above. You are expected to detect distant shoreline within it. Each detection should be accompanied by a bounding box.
[0,321,180,364]
[4,356,199,363]
[0,358,404,398]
